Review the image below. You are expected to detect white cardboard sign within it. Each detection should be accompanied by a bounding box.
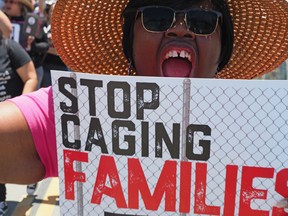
[52,71,288,216]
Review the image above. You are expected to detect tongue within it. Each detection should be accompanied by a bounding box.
[162,58,192,77]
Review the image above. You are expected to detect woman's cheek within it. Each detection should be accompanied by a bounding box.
[192,34,221,77]
[133,22,162,76]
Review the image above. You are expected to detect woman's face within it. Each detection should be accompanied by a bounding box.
[3,0,22,16]
[132,0,222,78]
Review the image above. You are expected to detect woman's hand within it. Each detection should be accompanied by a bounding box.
[26,35,35,51]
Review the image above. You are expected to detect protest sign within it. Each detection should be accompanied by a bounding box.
[23,13,46,39]
[51,70,288,215]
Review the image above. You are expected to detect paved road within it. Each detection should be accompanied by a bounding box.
[5,177,60,216]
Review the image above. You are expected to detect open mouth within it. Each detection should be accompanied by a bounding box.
[162,50,192,77]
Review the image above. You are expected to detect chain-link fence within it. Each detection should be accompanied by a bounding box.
[52,71,288,215]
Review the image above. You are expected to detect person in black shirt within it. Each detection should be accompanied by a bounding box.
[0,28,37,216]
[3,0,49,89]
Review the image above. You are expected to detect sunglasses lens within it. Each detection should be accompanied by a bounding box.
[142,7,174,32]
[186,10,219,35]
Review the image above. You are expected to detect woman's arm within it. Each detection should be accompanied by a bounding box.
[0,101,45,184]
[0,10,12,38]
[16,60,38,94]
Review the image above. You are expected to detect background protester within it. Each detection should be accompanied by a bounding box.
[0,27,37,215]
[3,0,49,89]
[2,0,44,199]
[33,0,46,17]
[42,0,68,87]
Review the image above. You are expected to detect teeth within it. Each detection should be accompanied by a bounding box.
[172,51,178,57]
[185,52,191,61]
[180,51,185,58]
[166,50,191,61]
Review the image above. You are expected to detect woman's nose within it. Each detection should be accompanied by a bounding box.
[165,14,196,39]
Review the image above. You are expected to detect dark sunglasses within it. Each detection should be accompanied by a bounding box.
[136,6,222,36]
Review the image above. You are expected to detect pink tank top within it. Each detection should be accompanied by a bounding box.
[9,87,58,178]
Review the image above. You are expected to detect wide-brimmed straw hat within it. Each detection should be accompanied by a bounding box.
[19,0,34,12]
[51,0,288,79]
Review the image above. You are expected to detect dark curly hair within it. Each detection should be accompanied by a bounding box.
[122,0,233,73]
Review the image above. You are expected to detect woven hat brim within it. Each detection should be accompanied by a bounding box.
[52,0,129,76]
[52,0,288,79]
[220,0,288,79]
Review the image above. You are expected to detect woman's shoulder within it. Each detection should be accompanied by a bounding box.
[8,86,54,118]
